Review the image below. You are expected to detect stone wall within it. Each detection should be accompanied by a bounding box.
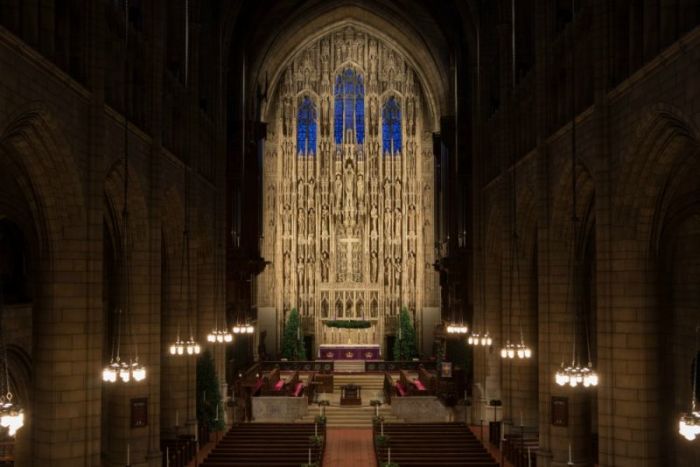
[0,1,226,465]
[471,4,700,466]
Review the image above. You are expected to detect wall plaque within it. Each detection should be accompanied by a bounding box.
[131,397,148,428]
[551,396,568,427]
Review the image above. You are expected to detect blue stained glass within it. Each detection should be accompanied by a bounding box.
[382,96,402,155]
[297,97,317,155]
[334,69,364,145]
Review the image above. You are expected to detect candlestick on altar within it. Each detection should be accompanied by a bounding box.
[166,446,170,467]
[568,442,573,465]
[527,447,532,467]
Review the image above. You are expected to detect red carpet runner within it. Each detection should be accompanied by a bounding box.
[323,427,377,467]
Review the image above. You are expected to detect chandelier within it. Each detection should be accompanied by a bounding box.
[553,0,598,390]
[555,362,598,388]
[0,281,24,437]
[678,336,699,441]
[500,2,532,362]
[468,332,492,347]
[168,1,201,357]
[500,337,532,360]
[207,329,233,343]
[446,323,468,335]
[102,0,146,384]
[232,323,255,335]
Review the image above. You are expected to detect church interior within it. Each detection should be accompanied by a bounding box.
[0,0,699,466]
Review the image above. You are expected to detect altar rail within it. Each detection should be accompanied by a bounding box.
[259,360,437,372]
[365,361,437,372]
[261,360,335,372]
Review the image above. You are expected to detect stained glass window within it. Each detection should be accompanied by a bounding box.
[334,69,364,145]
[382,96,401,154]
[297,96,317,155]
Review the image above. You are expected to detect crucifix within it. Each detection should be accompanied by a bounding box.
[338,236,360,282]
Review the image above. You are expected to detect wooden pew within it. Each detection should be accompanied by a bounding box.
[374,423,498,467]
[200,423,325,467]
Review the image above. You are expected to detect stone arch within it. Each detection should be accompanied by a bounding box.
[254,12,447,131]
[612,104,699,248]
[0,103,85,258]
[0,103,91,463]
[643,117,700,466]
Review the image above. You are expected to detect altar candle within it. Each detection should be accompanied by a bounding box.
[568,442,572,464]
[527,447,531,467]
[126,443,130,466]
[166,447,170,467]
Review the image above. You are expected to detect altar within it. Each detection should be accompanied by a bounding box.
[318,344,381,360]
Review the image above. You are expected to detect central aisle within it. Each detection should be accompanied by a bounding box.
[323,428,377,467]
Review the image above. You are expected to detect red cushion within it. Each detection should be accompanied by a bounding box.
[395,383,406,396]
[254,379,264,394]
[293,382,304,397]
[413,379,426,391]
[274,379,285,391]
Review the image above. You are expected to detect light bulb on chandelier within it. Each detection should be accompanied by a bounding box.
[678,337,699,441]
[0,393,24,437]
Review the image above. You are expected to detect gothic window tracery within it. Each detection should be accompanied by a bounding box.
[334,69,365,145]
[382,96,402,155]
[297,96,317,155]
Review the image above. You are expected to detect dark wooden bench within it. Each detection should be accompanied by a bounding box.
[200,423,325,467]
[374,423,498,467]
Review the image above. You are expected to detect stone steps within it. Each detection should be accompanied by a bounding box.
[298,373,403,427]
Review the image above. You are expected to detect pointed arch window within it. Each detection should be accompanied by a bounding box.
[382,96,402,155]
[297,96,317,155]
[334,69,365,145]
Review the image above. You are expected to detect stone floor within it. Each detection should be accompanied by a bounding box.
[322,428,377,467]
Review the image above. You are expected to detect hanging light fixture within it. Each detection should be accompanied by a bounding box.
[554,0,598,389]
[231,277,255,335]
[678,333,700,441]
[0,280,24,437]
[205,238,232,343]
[206,25,232,347]
[500,0,532,362]
[468,23,492,349]
[169,0,201,357]
[102,0,146,384]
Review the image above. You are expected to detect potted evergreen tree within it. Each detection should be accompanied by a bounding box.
[393,307,417,361]
[281,308,307,360]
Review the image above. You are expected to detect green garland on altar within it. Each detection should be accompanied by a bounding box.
[323,320,372,329]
